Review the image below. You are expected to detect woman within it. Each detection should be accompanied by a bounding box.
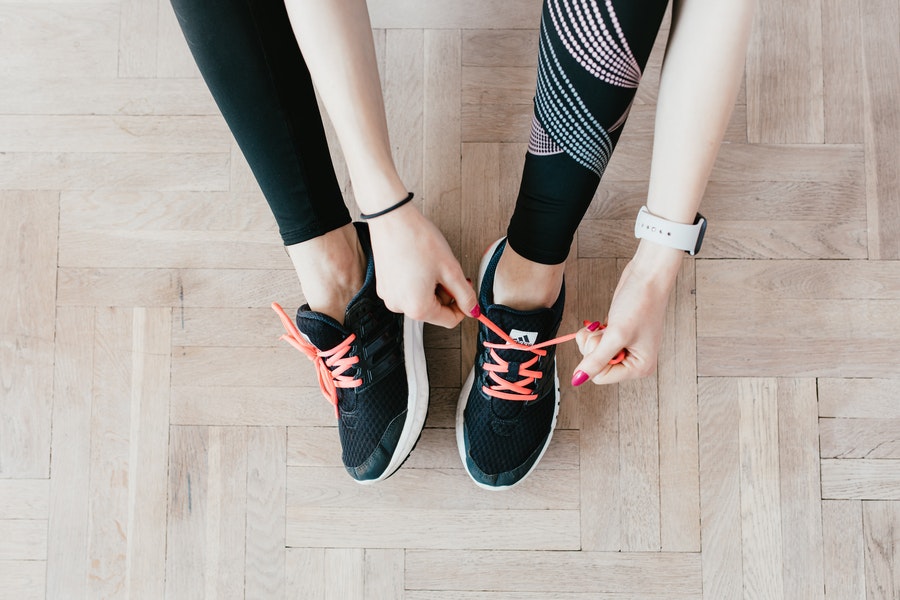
[170,0,753,489]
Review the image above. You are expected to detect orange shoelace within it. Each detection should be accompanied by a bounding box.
[475,312,625,401]
[272,302,361,418]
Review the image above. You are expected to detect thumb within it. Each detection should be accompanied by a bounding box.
[571,330,625,386]
[442,272,479,318]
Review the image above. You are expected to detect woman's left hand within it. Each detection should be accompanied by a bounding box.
[571,242,683,386]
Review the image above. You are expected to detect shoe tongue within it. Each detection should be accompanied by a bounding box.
[484,303,558,351]
[295,307,351,351]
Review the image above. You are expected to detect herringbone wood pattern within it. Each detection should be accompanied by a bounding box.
[2,0,899,598]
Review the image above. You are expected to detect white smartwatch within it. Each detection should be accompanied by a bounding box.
[634,206,707,256]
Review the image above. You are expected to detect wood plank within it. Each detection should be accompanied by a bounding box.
[369,1,542,29]
[86,307,132,599]
[170,386,330,427]
[0,560,45,600]
[245,427,286,600]
[778,379,825,600]
[658,260,700,552]
[709,143,862,182]
[746,0,824,142]
[46,307,93,600]
[125,308,172,598]
[861,0,900,259]
[862,501,899,599]
[820,419,900,459]
[0,520,47,560]
[118,0,158,77]
[0,5,117,78]
[384,28,425,202]
[286,426,578,471]
[0,78,218,115]
[404,550,701,596]
[822,501,866,600]
[166,426,249,598]
[822,0,864,142]
[59,190,275,231]
[0,191,58,478]
[287,466,577,511]
[364,549,404,600]
[58,267,299,308]
[424,29,462,258]
[577,259,621,551]
[324,548,365,600]
[738,378,785,599]
[819,379,900,418]
[706,259,891,301]
[0,480,48,519]
[462,30,538,68]
[698,378,743,598]
[0,152,229,192]
[0,115,230,154]
[821,460,900,500]
[286,508,579,550]
[285,548,325,600]
[618,373,660,551]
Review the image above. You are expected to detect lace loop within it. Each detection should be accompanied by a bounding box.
[475,310,625,401]
[272,302,362,418]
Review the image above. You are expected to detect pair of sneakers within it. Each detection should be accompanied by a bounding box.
[273,223,564,490]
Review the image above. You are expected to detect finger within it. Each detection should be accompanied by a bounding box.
[421,293,465,329]
[441,272,479,318]
[571,331,627,387]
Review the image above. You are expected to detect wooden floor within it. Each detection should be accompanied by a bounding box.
[2,0,899,598]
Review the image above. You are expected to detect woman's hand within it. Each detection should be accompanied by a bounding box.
[571,241,683,386]
[367,203,478,328]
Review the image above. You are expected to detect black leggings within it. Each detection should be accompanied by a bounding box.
[170,0,668,261]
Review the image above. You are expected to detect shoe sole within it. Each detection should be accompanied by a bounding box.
[359,315,429,484]
[455,238,561,491]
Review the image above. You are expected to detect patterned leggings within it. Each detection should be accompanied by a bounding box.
[170,0,668,262]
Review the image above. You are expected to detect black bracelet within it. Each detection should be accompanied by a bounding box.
[359,192,414,221]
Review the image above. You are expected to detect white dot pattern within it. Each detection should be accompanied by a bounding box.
[534,18,614,176]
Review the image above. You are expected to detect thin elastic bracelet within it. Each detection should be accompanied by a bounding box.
[359,192,414,220]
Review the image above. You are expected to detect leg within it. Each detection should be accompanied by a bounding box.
[496,0,670,310]
[169,0,364,322]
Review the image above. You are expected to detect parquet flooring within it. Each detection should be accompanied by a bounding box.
[2,0,899,598]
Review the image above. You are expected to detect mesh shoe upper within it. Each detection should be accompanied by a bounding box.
[460,238,565,488]
[285,223,412,482]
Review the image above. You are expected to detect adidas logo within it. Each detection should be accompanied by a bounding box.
[509,329,538,346]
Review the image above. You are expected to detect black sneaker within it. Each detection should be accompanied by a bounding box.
[273,222,428,483]
[457,238,564,490]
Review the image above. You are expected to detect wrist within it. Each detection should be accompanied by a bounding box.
[628,239,684,291]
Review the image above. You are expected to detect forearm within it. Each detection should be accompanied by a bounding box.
[645,0,755,228]
[283,0,407,213]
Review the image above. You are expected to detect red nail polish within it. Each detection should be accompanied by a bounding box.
[469,305,481,318]
[587,321,601,332]
[571,370,589,387]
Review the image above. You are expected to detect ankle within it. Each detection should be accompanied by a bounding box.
[492,243,564,311]
[286,224,366,323]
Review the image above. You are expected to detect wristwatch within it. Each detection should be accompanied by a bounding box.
[634,205,707,256]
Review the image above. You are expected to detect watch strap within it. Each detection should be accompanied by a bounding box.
[634,206,706,255]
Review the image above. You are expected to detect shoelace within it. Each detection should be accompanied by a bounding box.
[475,311,625,402]
[272,302,361,418]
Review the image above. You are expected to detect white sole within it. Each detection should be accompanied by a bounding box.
[359,315,428,484]
[455,238,560,491]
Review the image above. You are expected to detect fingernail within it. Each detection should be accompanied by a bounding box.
[469,305,481,318]
[571,370,589,387]
[586,321,602,332]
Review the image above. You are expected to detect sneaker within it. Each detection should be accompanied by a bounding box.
[273,222,428,483]
[457,238,565,490]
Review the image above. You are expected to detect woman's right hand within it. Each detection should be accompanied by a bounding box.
[366,203,478,328]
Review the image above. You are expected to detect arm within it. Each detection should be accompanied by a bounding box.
[573,0,755,385]
[283,0,477,327]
